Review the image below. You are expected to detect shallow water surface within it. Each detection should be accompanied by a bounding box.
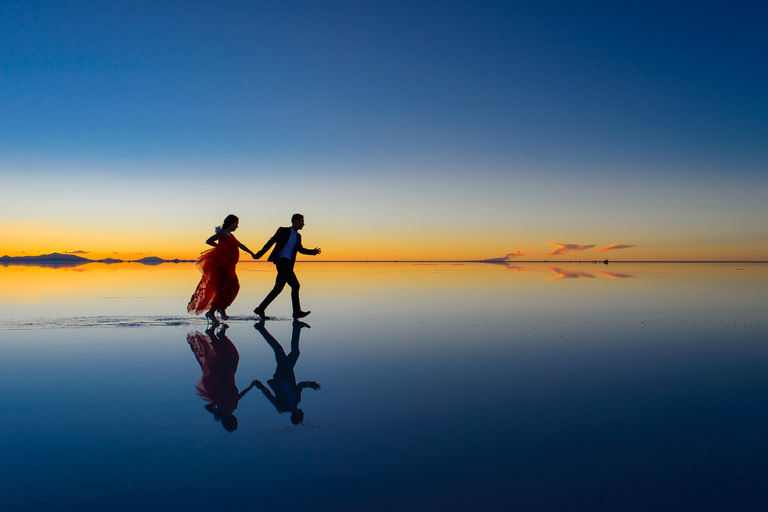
[1,262,767,511]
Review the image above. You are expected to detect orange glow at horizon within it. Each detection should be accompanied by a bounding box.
[2,221,767,262]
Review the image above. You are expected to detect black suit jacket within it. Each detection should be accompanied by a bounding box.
[258,227,313,263]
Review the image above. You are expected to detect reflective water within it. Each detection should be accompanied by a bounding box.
[1,262,767,511]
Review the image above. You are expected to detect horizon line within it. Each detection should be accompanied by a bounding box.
[4,258,768,264]
[2,253,766,264]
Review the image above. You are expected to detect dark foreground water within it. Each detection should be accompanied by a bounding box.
[1,262,766,511]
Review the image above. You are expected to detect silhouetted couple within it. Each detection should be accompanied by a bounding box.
[187,213,321,323]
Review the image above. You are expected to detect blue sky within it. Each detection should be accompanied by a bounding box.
[2,1,767,260]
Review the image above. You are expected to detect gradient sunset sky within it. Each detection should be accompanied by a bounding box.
[2,1,766,261]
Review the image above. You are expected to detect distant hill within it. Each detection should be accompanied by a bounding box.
[0,253,93,268]
[96,258,124,264]
[1,253,193,267]
[1,252,92,263]
[131,257,194,264]
[133,257,165,266]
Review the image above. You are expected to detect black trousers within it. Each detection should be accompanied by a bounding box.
[257,258,301,313]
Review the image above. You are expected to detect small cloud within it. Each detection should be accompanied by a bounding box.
[64,250,90,254]
[595,244,635,253]
[544,243,596,256]
[483,250,532,262]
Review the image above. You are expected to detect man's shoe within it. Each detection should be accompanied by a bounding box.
[293,310,311,319]
[253,308,270,320]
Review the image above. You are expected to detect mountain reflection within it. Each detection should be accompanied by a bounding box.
[252,320,320,425]
[0,261,92,269]
[187,325,256,432]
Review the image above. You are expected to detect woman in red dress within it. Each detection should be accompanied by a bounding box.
[187,214,257,323]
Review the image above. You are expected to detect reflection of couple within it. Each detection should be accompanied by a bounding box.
[187,320,320,431]
[187,213,321,324]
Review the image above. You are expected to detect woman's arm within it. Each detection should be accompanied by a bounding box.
[238,380,257,399]
[238,242,257,258]
[205,231,224,247]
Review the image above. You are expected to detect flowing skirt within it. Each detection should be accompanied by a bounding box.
[187,236,240,314]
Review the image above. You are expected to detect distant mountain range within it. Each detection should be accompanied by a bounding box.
[0,253,194,268]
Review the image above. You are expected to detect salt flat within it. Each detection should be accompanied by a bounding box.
[1,262,766,511]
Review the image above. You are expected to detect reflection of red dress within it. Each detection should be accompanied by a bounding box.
[187,234,240,314]
[187,331,240,414]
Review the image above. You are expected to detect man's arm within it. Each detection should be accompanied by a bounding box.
[238,380,258,399]
[254,229,280,259]
[298,246,321,256]
[295,232,321,256]
[252,379,279,407]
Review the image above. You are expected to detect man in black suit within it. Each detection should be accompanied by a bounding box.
[253,213,321,319]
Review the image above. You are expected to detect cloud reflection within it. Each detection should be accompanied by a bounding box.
[485,262,534,272]
[545,267,597,280]
[595,271,635,279]
[483,262,635,280]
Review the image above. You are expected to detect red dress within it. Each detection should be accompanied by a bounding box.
[187,234,240,314]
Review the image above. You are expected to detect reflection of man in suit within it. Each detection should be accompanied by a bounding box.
[253,320,320,425]
[253,213,321,320]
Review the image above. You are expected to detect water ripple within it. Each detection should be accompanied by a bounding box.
[0,315,258,330]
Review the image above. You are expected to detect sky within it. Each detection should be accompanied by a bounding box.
[2,0,767,261]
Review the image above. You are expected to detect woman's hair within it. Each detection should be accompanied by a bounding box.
[222,214,239,230]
